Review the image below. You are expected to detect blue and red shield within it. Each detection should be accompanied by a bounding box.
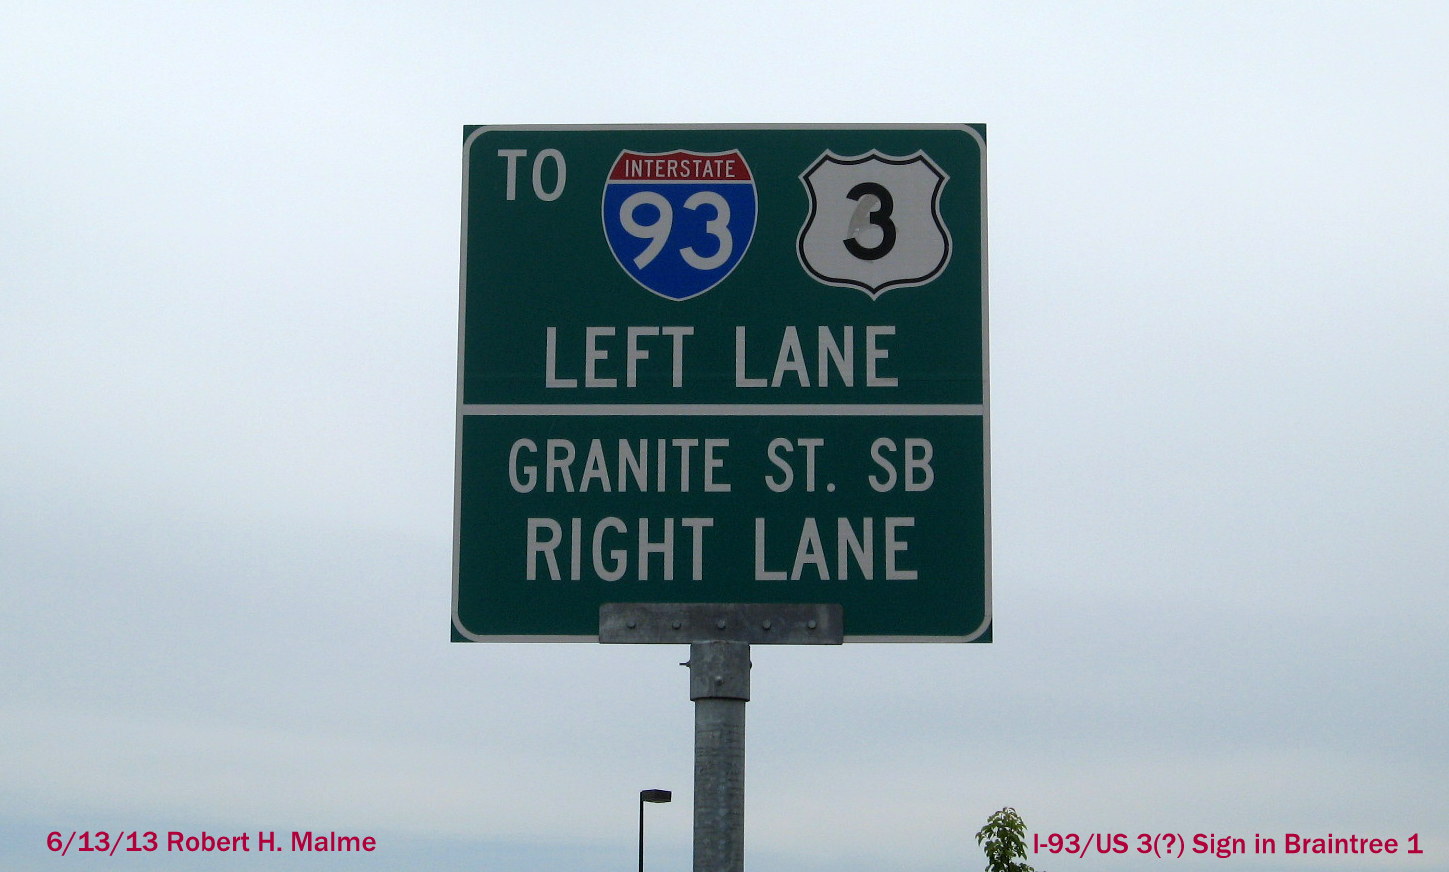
[602,150,757,301]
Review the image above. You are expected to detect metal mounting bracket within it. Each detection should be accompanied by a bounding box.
[599,602,843,645]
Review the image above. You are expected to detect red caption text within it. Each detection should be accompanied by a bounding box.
[1035,831,1424,860]
[46,831,377,856]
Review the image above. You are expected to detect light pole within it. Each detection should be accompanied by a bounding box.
[639,788,672,872]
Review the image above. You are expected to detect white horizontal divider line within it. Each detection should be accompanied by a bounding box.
[462,403,984,416]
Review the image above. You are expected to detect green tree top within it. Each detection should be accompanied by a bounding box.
[975,807,1038,872]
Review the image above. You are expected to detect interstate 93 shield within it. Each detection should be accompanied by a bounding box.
[602,149,758,301]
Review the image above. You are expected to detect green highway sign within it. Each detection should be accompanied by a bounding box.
[453,125,988,642]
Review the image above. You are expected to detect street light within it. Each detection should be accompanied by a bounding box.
[638,788,672,872]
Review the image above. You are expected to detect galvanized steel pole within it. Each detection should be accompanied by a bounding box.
[602,604,840,872]
[688,641,750,872]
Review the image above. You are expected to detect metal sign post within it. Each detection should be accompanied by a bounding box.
[689,641,749,872]
[603,603,843,872]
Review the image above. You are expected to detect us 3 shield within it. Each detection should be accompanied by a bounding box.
[797,150,951,297]
[602,149,757,301]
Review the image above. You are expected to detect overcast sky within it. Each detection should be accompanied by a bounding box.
[3,3,1447,871]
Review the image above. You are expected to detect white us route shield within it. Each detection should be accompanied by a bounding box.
[797,150,951,297]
